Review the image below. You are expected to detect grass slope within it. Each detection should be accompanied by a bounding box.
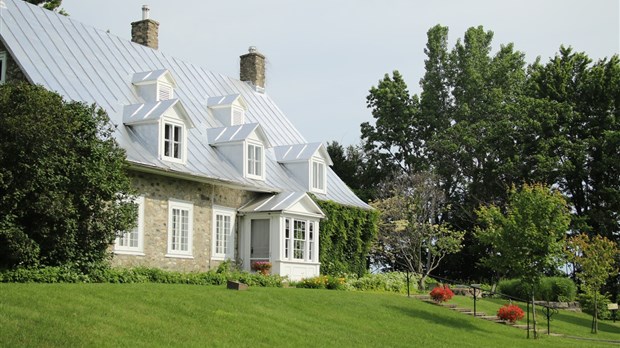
[0,284,616,347]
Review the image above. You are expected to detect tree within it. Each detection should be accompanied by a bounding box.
[565,234,619,333]
[371,171,464,289]
[0,82,135,270]
[476,183,571,337]
[24,0,66,14]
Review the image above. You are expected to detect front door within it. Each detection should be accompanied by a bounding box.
[250,219,270,261]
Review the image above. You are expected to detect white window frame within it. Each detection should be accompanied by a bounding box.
[311,159,327,193]
[282,217,319,262]
[161,119,186,164]
[114,196,145,255]
[245,141,264,180]
[0,51,7,84]
[166,199,193,258]
[211,206,236,260]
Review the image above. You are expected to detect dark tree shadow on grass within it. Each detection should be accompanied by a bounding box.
[385,303,491,333]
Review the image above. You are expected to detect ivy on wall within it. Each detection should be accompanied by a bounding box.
[314,199,378,276]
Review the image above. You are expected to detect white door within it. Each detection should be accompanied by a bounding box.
[250,219,270,261]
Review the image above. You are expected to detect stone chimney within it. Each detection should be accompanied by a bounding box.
[240,46,265,89]
[131,5,159,49]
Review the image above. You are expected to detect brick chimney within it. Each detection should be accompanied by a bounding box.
[240,46,265,89]
[131,5,159,49]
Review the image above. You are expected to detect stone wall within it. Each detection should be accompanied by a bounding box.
[111,170,258,272]
[0,41,28,83]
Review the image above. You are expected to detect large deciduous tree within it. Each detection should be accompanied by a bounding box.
[372,171,464,289]
[476,184,571,337]
[0,83,135,270]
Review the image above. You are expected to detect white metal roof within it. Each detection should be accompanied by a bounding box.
[0,0,369,209]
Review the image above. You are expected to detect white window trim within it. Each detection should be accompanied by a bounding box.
[310,159,327,194]
[282,217,319,263]
[160,118,186,164]
[114,196,145,256]
[0,51,7,84]
[166,199,194,258]
[211,206,236,261]
[245,141,265,180]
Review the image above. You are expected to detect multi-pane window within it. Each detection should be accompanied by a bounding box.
[115,196,145,254]
[312,160,325,192]
[247,143,263,178]
[293,220,306,260]
[163,122,183,160]
[283,217,318,262]
[167,200,193,257]
[284,218,291,258]
[212,207,235,260]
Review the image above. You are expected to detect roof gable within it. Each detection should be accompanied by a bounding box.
[274,142,333,165]
[131,69,177,87]
[123,99,195,128]
[207,94,248,111]
[207,123,271,147]
[239,192,324,218]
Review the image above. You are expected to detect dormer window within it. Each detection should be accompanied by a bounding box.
[207,94,248,126]
[0,51,6,84]
[247,142,264,179]
[312,160,326,192]
[163,122,184,160]
[132,69,177,103]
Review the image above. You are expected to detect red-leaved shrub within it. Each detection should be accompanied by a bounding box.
[429,285,455,302]
[497,304,525,323]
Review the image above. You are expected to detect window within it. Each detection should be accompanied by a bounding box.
[115,196,145,255]
[246,143,263,179]
[283,217,318,262]
[163,122,184,161]
[167,200,193,258]
[312,160,326,192]
[212,206,236,260]
[0,51,6,84]
[158,83,173,100]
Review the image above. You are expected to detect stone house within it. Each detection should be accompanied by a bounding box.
[0,0,369,280]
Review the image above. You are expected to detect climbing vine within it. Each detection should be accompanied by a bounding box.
[314,199,378,276]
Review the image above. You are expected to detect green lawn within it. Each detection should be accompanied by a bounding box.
[0,283,617,347]
[450,295,620,340]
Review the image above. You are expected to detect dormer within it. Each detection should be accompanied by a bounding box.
[124,99,194,164]
[207,94,248,126]
[207,123,271,180]
[274,143,333,194]
[132,69,177,102]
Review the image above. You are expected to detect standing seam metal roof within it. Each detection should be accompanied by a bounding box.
[0,0,370,209]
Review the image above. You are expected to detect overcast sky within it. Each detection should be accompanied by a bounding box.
[61,0,620,146]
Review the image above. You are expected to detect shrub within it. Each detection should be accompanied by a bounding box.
[429,285,454,302]
[345,272,418,293]
[296,275,345,290]
[250,261,272,275]
[578,291,612,320]
[497,304,525,323]
[497,277,576,301]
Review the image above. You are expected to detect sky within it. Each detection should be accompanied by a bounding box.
[61,0,620,146]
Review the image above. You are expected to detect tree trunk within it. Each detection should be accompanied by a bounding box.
[419,273,427,291]
[592,292,598,334]
[532,293,538,339]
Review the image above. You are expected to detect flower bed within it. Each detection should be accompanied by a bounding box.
[497,304,525,323]
[429,285,454,303]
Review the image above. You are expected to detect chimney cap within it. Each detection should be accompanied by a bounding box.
[248,46,257,53]
[142,5,150,20]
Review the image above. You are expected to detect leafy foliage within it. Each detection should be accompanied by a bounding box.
[497,277,577,302]
[0,83,135,270]
[315,199,378,277]
[371,171,464,288]
[497,304,525,323]
[476,184,571,288]
[24,0,67,15]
